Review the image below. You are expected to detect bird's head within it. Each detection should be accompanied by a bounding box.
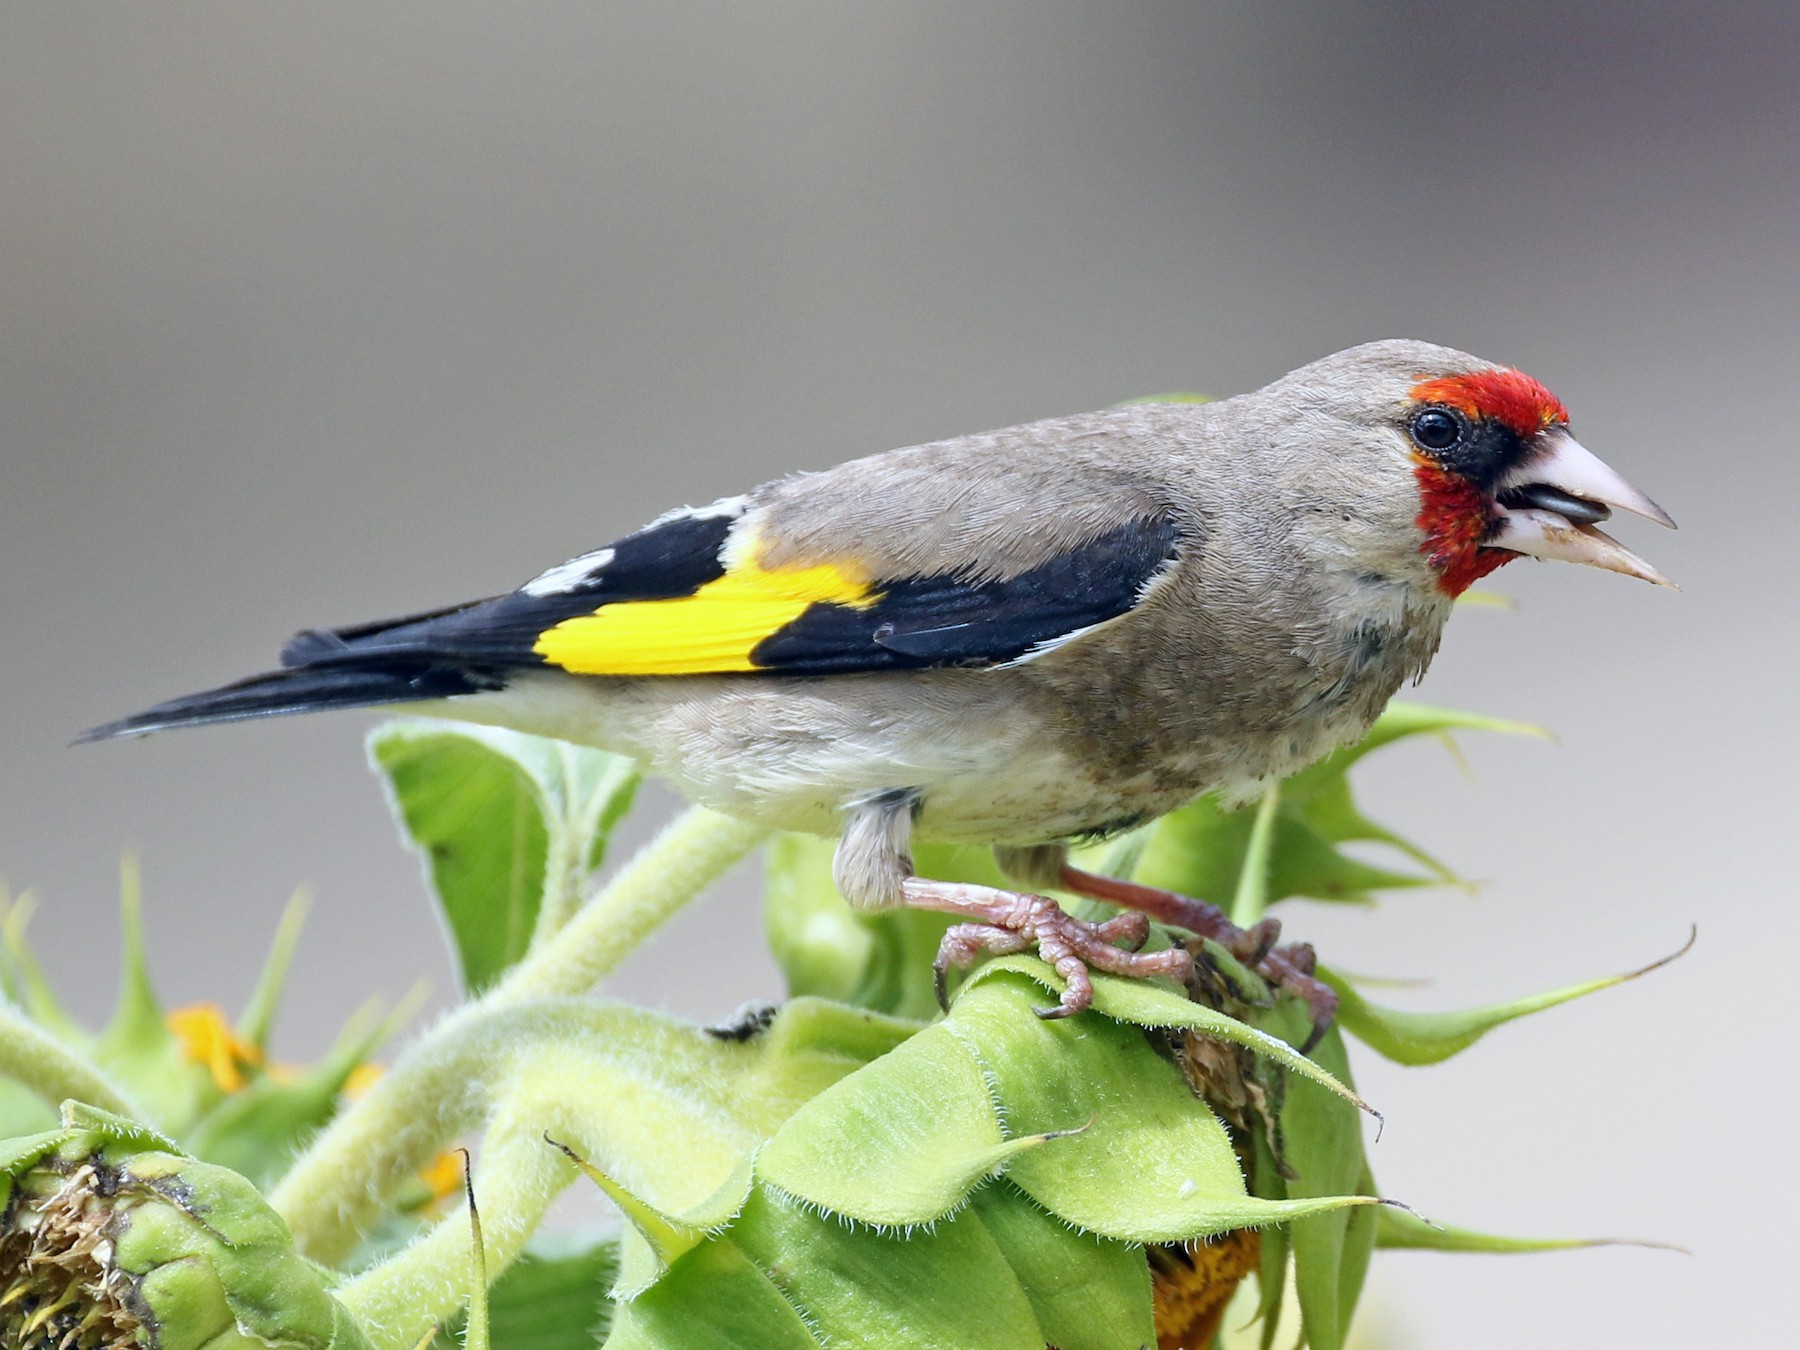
[1270,341,1676,597]
[1402,359,1675,595]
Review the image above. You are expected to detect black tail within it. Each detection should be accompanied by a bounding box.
[78,661,503,743]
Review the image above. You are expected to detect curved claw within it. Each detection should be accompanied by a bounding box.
[907,880,1185,1020]
[1055,864,1341,1056]
[1239,918,1282,967]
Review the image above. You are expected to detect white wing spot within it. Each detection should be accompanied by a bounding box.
[645,493,748,528]
[522,547,616,597]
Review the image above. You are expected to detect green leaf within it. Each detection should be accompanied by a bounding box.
[762,969,1378,1245]
[235,890,311,1052]
[1133,795,1432,919]
[1130,699,1544,924]
[1253,1003,1374,1350]
[950,974,1375,1243]
[972,1187,1154,1350]
[487,997,913,1298]
[604,1229,825,1350]
[556,1139,750,1299]
[1251,1129,1290,1350]
[1325,930,1692,1066]
[755,1021,1036,1227]
[967,956,1373,1115]
[369,722,638,992]
[433,1228,619,1350]
[463,1153,490,1350]
[610,1179,1158,1350]
[56,1099,183,1152]
[92,860,194,1130]
[0,1127,70,1181]
[371,725,547,992]
[727,1186,1046,1349]
[0,890,79,1041]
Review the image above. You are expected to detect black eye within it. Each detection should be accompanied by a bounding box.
[1409,407,1464,452]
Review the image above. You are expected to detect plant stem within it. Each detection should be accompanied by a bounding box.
[491,807,767,1006]
[0,1001,136,1116]
[331,1012,678,1347]
[272,807,766,1260]
[1228,784,1282,929]
[529,819,583,948]
[339,1103,566,1350]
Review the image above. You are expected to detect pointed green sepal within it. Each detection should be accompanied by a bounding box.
[236,889,312,1052]
[0,891,80,1040]
[966,956,1374,1117]
[1375,1205,1684,1255]
[553,1135,752,1299]
[754,1020,1031,1227]
[92,860,193,1127]
[1325,929,1694,1066]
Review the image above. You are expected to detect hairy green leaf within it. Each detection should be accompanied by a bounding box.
[433,1229,619,1350]
[755,1021,1028,1226]
[603,1236,823,1350]
[1252,1004,1376,1350]
[370,722,638,992]
[968,955,1372,1114]
[523,997,915,1296]
[730,1186,1045,1348]
[762,969,1377,1243]
[973,1188,1154,1350]
[609,1177,1164,1350]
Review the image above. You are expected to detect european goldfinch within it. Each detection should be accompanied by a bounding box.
[85,340,1674,1032]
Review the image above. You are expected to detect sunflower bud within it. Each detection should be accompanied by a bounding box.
[0,1105,371,1350]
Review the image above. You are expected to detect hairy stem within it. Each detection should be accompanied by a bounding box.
[529,820,584,949]
[0,1001,136,1116]
[334,1020,677,1346]
[340,1103,567,1350]
[493,807,766,1005]
[272,807,766,1260]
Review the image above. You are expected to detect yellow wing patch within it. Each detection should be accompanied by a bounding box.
[533,555,877,676]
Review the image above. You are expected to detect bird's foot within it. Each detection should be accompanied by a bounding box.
[1059,865,1339,1052]
[904,878,1191,1019]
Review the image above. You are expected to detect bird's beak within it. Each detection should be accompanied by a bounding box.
[1488,431,1677,588]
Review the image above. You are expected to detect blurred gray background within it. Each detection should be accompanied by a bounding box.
[3,3,1794,1344]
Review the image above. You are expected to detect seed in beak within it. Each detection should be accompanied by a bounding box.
[1501,482,1612,527]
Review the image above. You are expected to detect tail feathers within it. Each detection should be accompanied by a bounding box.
[278,598,498,667]
[78,662,504,743]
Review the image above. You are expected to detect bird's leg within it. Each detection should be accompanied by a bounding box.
[903,879,1188,1019]
[1057,862,1339,1048]
[832,793,1186,1019]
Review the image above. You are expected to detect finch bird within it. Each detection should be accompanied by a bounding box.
[84,340,1674,1035]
